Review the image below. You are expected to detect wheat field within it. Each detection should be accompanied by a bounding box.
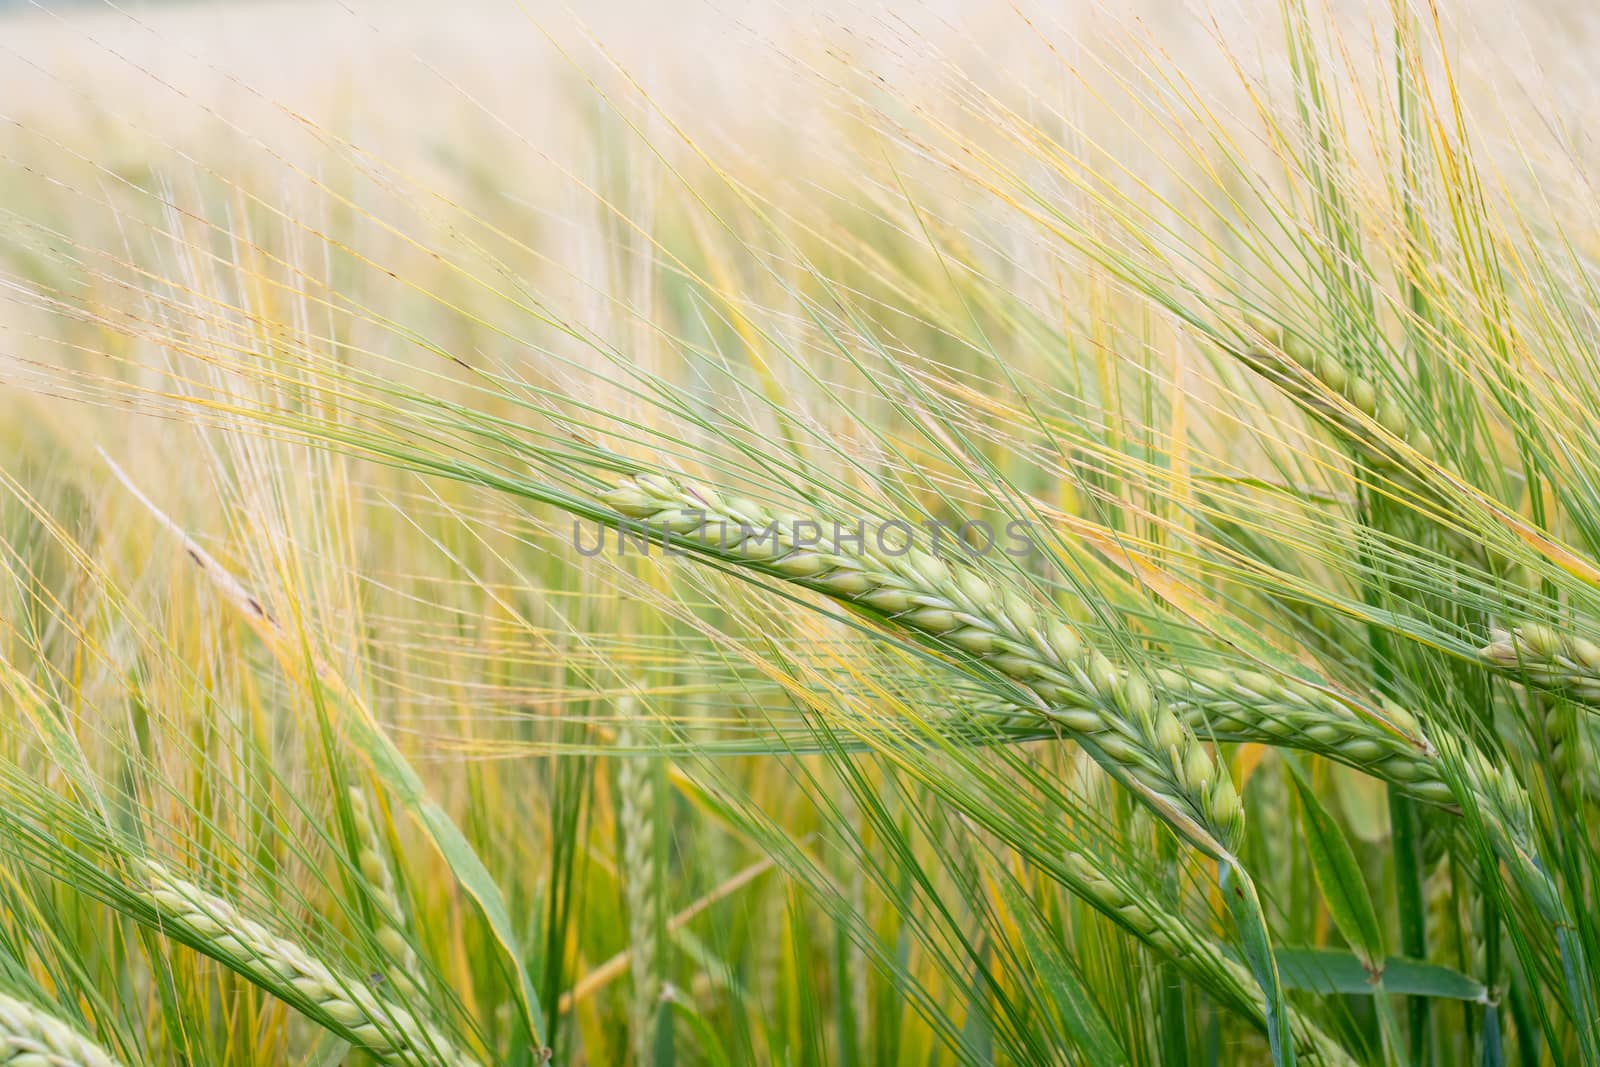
[3,0,1600,1063]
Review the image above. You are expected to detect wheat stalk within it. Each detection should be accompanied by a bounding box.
[137,860,480,1067]
[603,475,1243,860]
[0,992,125,1067]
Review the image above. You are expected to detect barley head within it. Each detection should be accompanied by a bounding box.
[138,859,480,1067]
[1239,319,1438,464]
[1482,625,1600,705]
[346,788,420,982]
[603,475,1242,858]
[1059,852,1354,1067]
[0,992,125,1067]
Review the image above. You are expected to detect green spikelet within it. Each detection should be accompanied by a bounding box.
[1252,754,1290,891]
[138,860,480,1067]
[616,696,663,1067]
[1059,852,1354,1066]
[346,788,420,991]
[0,992,125,1067]
[1236,319,1438,466]
[1423,857,1465,971]
[604,474,1243,858]
[1482,626,1600,706]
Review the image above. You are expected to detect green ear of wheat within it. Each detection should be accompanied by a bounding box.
[346,788,421,984]
[616,696,663,1067]
[1238,318,1438,465]
[1152,668,1451,804]
[0,992,125,1067]
[1482,626,1600,705]
[138,860,479,1067]
[604,474,1243,859]
[601,475,1576,937]
[1061,853,1355,1066]
[602,474,1452,806]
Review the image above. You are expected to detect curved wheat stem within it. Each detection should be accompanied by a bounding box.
[0,992,125,1067]
[138,860,480,1067]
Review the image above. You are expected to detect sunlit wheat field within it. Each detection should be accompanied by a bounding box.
[3,0,1600,1063]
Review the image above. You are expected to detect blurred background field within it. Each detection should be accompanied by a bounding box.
[5,1,1600,1065]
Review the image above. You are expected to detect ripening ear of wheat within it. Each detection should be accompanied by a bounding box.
[345,787,421,986]
[599,473,1572,934]
[1482,626,1600,705]
[8,0,1600,1064]
[604,474,1246,857]
[0,992,124,1067]
[615,696,665,1067]
[139,860,482,1067]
